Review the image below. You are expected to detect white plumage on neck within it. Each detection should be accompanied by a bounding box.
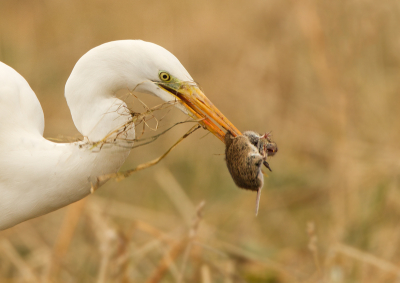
[0,40,194,230]
[65,40,192,141]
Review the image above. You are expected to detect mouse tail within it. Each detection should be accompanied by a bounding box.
[255,187,262,216]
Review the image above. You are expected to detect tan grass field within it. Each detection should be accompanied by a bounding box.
[1,0,400,282]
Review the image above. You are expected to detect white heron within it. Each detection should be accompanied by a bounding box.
[0,40,241,230]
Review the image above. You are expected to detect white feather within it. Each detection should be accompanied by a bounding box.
[0,40,193,230]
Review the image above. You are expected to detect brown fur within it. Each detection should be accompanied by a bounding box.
[225,131,278,215]
[225,132,264,191]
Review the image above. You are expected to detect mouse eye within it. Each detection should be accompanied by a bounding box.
[159,71,171,82]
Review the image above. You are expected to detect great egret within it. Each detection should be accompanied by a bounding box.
[0,40,241,230]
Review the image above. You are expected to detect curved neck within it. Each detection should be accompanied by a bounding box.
[69,91,132,142]
[64,48,138,142]
[65,70,134,141]
[64,40,194,142]
[0,137,131,230]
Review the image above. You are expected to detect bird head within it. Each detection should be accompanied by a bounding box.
[66,40,241,142]
[119,41,242,142]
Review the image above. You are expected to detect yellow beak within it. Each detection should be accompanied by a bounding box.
[159,83,242,143]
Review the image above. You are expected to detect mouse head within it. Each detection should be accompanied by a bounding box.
[243,131,278,158]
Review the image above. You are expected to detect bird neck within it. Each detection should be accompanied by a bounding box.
[65,68,135,142]
[0,135,131,230]
[70,92,133,142]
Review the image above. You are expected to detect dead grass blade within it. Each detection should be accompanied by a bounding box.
[0,238,39,283]
[200,264,212,283]
[127,120,203,150]
[90,196,178,226]
[84,202,121,283]
[155,168,197,226]
[146,201,205,283]
[334,243,400,277]
[145,237,188,283]
[215,241,302,282]
[45,199,87,282]
[92,124,201,191]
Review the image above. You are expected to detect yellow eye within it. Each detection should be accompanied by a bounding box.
[159,72,171,82]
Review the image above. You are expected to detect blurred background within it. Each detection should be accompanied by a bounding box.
[1,0,400,282]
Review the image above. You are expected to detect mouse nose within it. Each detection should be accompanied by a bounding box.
[266,142,278,156]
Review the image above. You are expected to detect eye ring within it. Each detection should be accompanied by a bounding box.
[159,71,171,82]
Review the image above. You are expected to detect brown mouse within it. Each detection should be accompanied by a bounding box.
[225,131,278,215]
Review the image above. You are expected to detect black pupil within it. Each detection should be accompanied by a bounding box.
[163,74,168,79]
